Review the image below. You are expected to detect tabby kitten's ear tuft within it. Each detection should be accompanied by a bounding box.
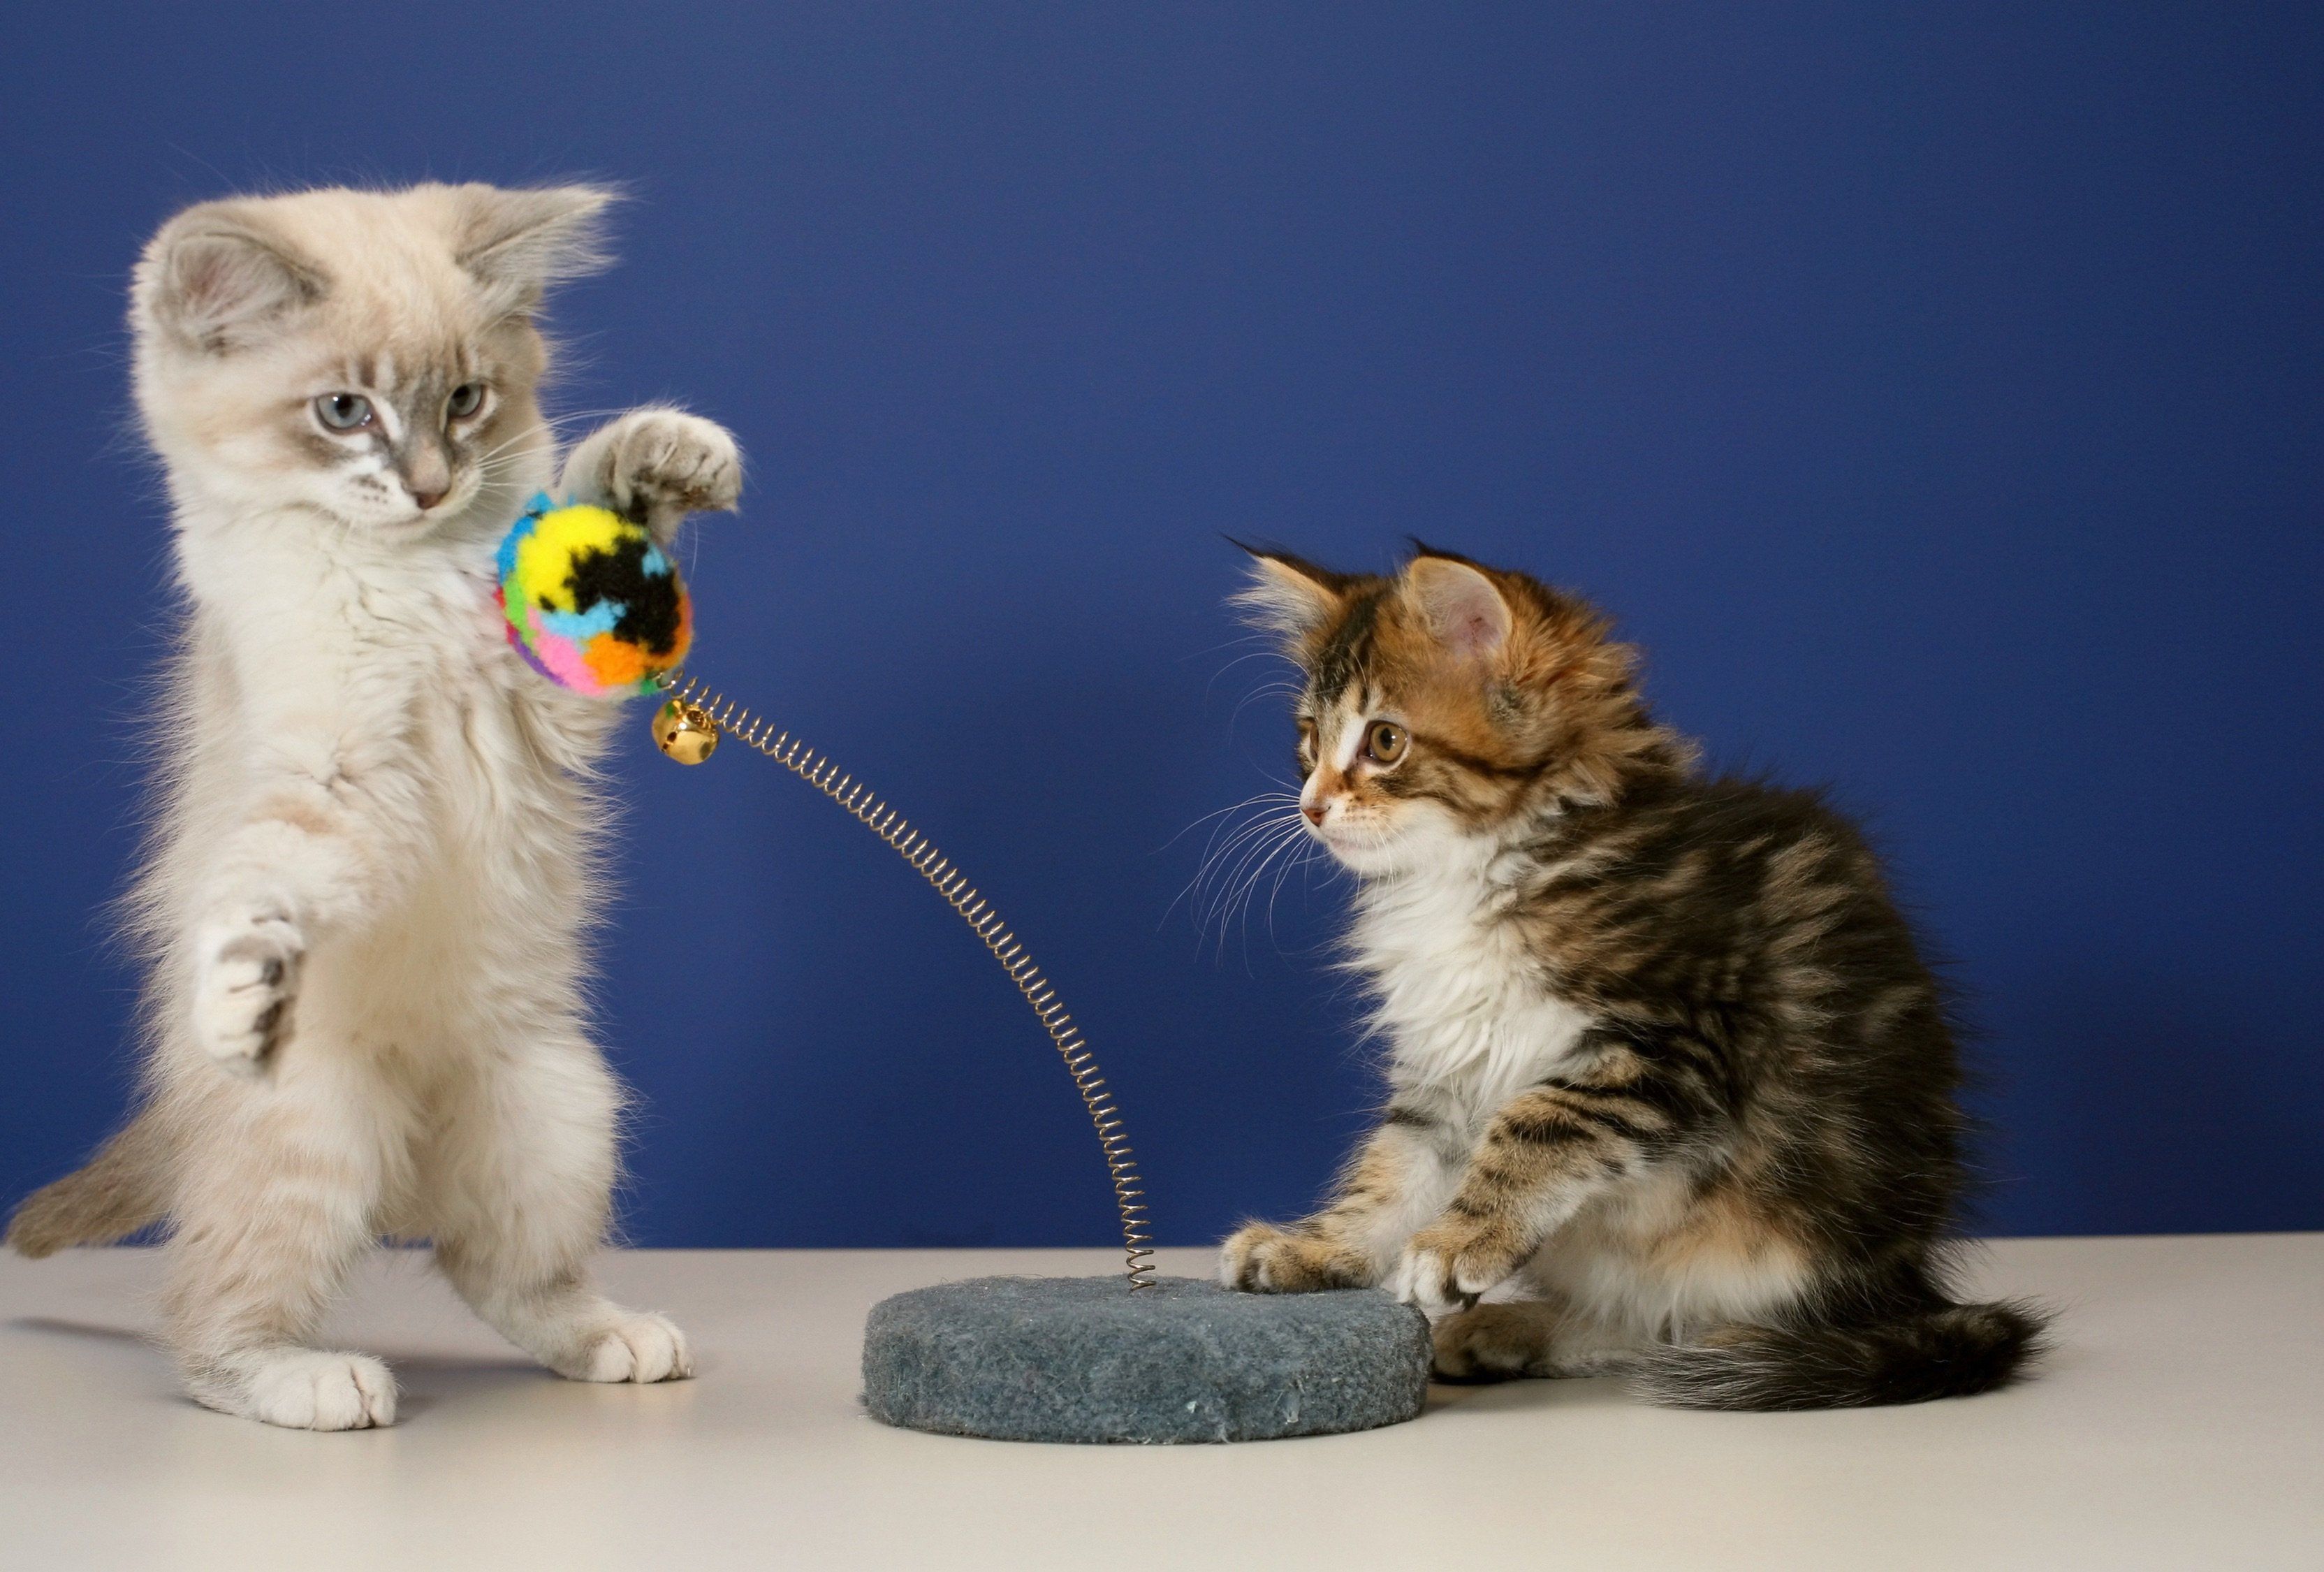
[1231,545,1350,648]
[1403,553,1513,662]
[448,184,620,319]
[136,203,327,355]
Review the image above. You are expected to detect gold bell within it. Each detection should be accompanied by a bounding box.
[651,699,719,765]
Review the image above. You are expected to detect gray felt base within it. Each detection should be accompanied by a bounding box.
[861,1274,1432,1443]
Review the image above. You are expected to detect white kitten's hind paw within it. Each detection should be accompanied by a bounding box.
[240,1350,398,1431]
[189,910,304,1075]
[567,1313,693,1384]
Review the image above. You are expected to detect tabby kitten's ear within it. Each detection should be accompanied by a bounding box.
[1232,546,1350,650]
[1403,551,1513,663]
[136,203,327,355]
[448,184,620,319]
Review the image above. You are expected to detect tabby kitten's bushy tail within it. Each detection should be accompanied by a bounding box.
[1630,1288,2045,1411]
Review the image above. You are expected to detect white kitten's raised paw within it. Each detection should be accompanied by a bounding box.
[241,1350,397,1431]
[190,910,304,1075]
[568,1313,693,1384]
[578,408,742,534]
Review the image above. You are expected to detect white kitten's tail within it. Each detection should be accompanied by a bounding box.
[6,1112,171,1257]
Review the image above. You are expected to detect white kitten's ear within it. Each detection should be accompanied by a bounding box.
[1232,546,1349,645]
[136,203,326,355]
[1403,553,1513,662]
[450,184,620,318]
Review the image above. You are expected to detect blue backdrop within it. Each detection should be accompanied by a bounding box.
[3,5,2317,1246]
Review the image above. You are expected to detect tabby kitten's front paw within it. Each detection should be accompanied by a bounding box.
[1218,1223,1368,1293]
[1391,1221,1524,1317]
[189,909,305,1075]
[573,408,742,537]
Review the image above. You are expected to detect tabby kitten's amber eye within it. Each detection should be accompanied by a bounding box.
[1296,719,1319,771]
[1364,721,1408,764]
[446,382,485,420]
[315,393,373,431]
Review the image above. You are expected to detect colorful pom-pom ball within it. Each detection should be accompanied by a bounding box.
[496,493,692,698]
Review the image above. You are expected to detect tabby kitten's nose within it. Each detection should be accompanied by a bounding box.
[1303,800,1329,826]
[410,484,448,511]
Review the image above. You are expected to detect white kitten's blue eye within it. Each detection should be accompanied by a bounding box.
[446,383,484,420]
[316,393,372,431]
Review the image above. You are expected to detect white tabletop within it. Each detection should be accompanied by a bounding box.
[2,1235,2316,1571]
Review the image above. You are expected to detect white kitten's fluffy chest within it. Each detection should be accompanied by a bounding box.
[1352,850,1595,1127]
[181,507,612,989]
[191,509,599,787]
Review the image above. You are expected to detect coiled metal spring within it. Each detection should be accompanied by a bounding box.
[655,669,1156,1290]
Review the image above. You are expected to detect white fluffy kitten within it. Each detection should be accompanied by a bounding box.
[6,183,742,1431]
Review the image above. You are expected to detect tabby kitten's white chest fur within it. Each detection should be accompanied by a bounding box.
[8,183,743,1432]
[1356,840,1594,1126]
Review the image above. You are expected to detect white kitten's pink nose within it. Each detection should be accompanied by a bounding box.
[397,441,451,511]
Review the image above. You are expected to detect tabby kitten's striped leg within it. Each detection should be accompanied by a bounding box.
[1220,1117,1453,1293]
[1394,1063,1699,1316]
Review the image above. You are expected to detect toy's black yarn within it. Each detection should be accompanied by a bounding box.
[863,1276,1431,1443]
[564,532,685,655]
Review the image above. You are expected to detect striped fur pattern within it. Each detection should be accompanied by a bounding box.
[1218,547,2045,1409]
[6,185,741,1429]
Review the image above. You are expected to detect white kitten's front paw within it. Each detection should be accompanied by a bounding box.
[190,910,304,1075]
[242,1350,397,1431]
[567,1313,693,1384]
[583,409,742,532]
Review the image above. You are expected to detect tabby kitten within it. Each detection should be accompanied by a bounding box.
[1219,547,2042,1408]
[6,184,741,1429]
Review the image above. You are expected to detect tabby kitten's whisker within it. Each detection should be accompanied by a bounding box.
[1198,813,1313,956]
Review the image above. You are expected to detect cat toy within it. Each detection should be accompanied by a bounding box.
[499,493,1429,1443]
